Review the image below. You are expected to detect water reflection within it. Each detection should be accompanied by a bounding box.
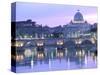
[16,46,97,73]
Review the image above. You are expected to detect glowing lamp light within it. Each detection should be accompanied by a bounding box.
[24,35,27,38]
[37,53,44,59]
[76,50,85,57]
[57,52,64,57]
[57,40,64,45]
[76,51,78,56]
[30,35,32,38]
[37,41,44,46]
[78,51,82,56]
[15,41,24,47]
[24,49,32,57]
[16,55,24,62]
[91,37,95,44]
[91,52,95,57]
[75,39,82,44]
[82,50,85,56]
[50,34,53,37]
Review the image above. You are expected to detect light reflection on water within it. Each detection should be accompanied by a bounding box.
[15,44,97,73]
[16,55,97,73]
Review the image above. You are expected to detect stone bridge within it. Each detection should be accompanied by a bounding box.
[15,36,97,54]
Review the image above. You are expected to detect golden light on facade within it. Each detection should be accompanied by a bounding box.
[15,41,24,47]
[24,49,32,57]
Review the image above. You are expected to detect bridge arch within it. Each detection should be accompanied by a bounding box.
[81,39,95,52]
[81,40,93,45]
[64,40,76,51]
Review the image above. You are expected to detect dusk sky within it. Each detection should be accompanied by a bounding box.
[13,2,97,27]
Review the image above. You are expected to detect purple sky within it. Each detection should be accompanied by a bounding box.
[12,2,97,27]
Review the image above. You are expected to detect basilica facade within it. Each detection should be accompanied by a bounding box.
[63,10,94,39]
